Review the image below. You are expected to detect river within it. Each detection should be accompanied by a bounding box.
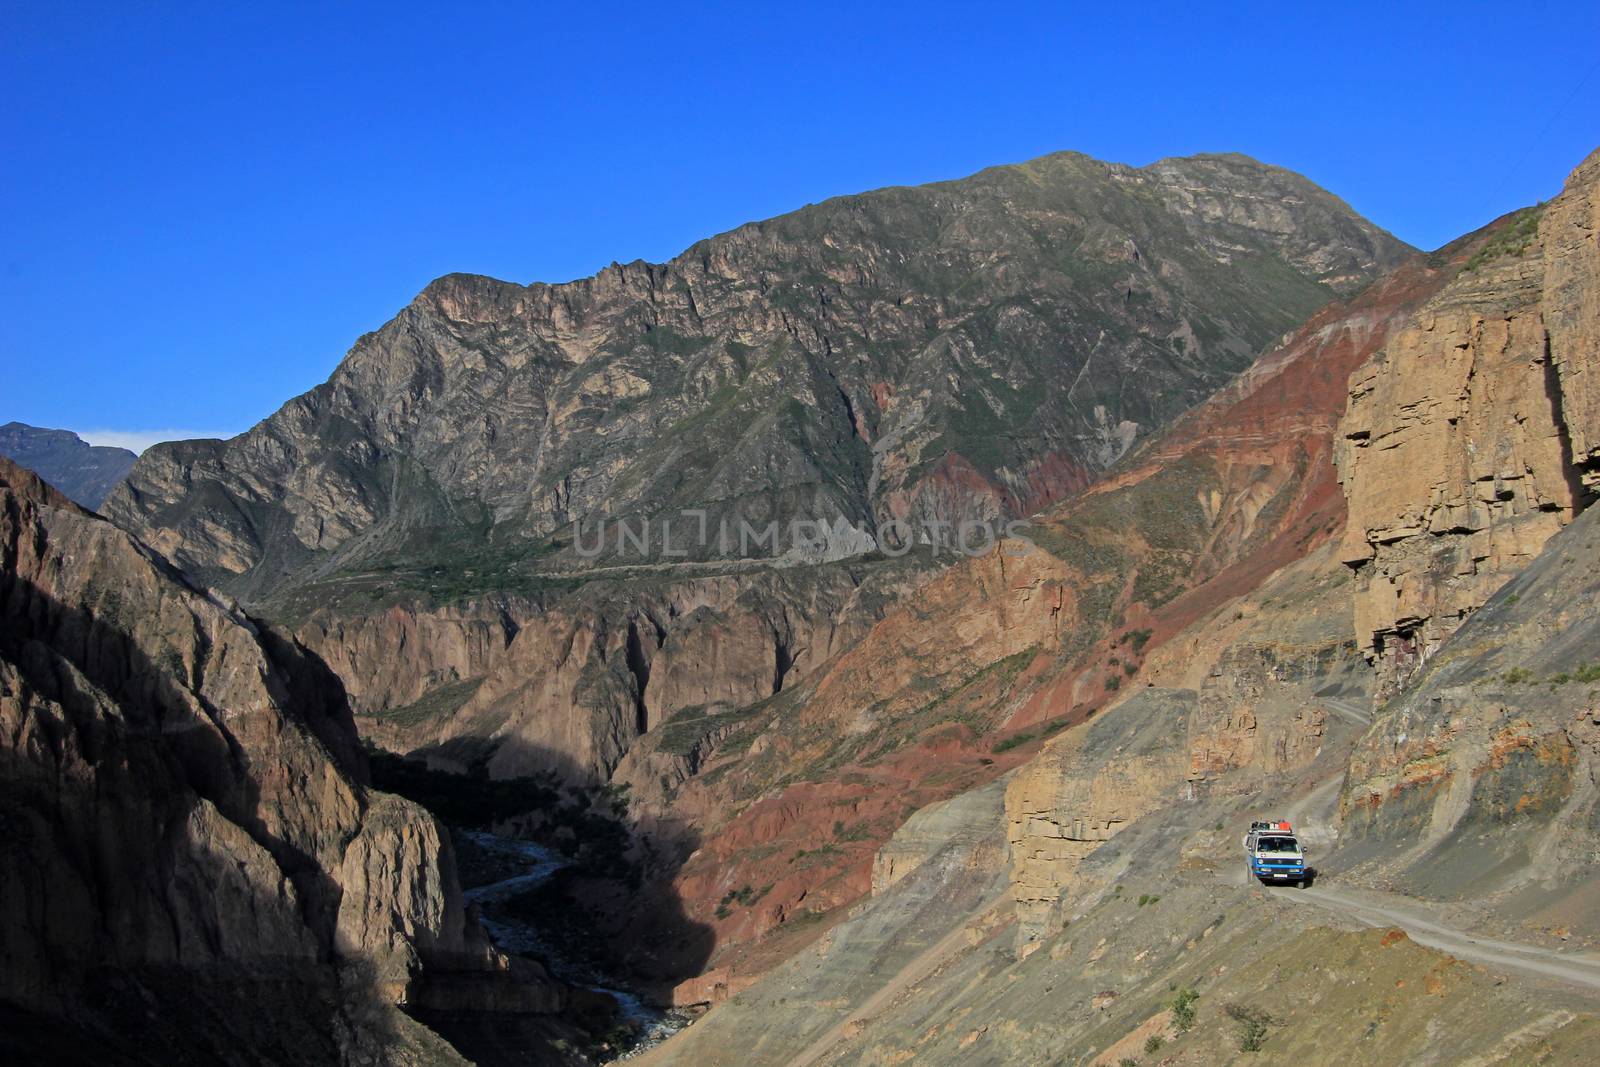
[458,830,692,1059]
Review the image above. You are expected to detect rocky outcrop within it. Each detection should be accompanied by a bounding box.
[1007,689,1192,938]
[0,421,136,509]
[1339,499,1600,924]
[0,459,585,1063]
[399,563,928,781]
[106,152,1408,607]
[1336,148,1600,696]
[1544,149,1600,489]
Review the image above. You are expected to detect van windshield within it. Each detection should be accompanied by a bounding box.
[1257,837,1301,854]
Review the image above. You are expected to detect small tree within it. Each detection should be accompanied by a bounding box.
[1169,987,1199,1031]
[1224,1002,1275,1052]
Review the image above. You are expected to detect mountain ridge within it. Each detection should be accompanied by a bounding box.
[106,148,1411,606]
[0,422,137,509]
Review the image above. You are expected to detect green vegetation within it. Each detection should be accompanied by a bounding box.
[1225,1002,1275,1052]
[654,702,764,756]
[992,730,1037,753]
[1169,987,1200,1032]
[789,843,843,869]
[1461,205,1544,274]
[714,883,771,919]
[377,677,483,728]
[1136,893,1161,907]
[831,820,873,842]
[1550,662,1600,685]
[1501,662,1600,686]
[1144,1034,1165,1054]
[1122,628,1154,654]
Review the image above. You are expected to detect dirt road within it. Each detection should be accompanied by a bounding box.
[1272,883,1600,991]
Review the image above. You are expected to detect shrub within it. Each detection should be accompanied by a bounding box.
[993,730,1037,753]
[1137,893,1161,907]
[1170,987,1199,1031]
[1552,661,1600,685]
[1501,666,1534,685]
[1225,1002,1274,1052]
[1144,1034,1165,1054]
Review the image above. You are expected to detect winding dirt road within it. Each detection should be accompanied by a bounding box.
[1273,883,1600,991]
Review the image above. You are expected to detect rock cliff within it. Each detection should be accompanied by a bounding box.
[1339,498,1600,927]
[1336,148,1600,696]
[0,458,591,1064]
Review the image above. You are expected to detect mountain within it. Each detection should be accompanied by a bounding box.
[630,146,1600,1064]
[93,149,1419,1011]
[69,142,1600,1065]
[0,422,136,509]
[106,151,1409,606]
[0,457,612,1065]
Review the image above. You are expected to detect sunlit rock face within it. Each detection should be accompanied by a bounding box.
[1336,148,1600,698]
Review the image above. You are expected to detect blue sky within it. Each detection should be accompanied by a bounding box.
[4,2,1597,451]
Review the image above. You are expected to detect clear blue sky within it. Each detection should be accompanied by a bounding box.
[4,2,1597,450]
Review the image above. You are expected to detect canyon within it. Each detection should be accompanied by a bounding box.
[5,144,1599,1065]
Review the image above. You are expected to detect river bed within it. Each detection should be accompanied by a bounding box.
[457,830,692,1059]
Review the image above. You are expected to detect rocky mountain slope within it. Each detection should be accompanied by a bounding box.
[105,151,1408,605]
[0,421,136,509]
[632,146,1600,1064]
[602,212,1460,990]
[0,457,608,1065]
[89,154,1414,985]
[59,144,1600,1064]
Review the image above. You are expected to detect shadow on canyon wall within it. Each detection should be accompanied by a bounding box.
[0,575,432,1063]
[393,732,718,1000]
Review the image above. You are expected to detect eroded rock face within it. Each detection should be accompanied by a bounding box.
[105,152,1409,608]
[1545,149,1600,488]
[0,459,569,1061]
[1007,689,1192,937]
[1336,148,1600,697]
[1339,500,1600,925]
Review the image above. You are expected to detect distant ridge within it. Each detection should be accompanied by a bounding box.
[0,421,136,509]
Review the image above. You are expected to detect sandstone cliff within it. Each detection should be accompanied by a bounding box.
[0,458,590,1064]
[1336,147,1600,696]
